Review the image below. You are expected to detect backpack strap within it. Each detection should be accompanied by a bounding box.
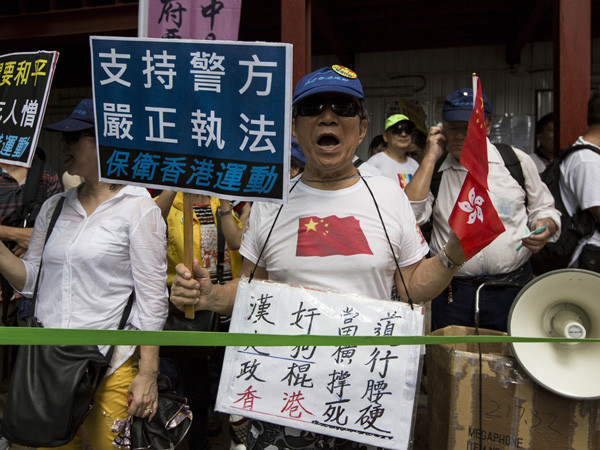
[495,144,524,188]
[495,143,527,197]
[429,157,445,199]
[556,143,600,223]
[558,144,600,162]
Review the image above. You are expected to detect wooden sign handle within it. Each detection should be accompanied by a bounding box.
[183,193,195,319]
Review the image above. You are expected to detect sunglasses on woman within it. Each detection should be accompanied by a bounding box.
[62,130,95,145]
[296,96,361,118]
[388,122,415,135]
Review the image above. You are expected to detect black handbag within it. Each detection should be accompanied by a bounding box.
[0,197,135,447]
[112,374,193,449]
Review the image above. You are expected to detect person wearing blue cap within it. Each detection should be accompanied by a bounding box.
[0,99,169,447]
[171,66,477,449]
[405,87,560,332]
[366,114,420,189]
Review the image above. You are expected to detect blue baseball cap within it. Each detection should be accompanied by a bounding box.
[44,98,95,132]
[291,137,305,166]
[442,88,492,122]
[293,65,364,105]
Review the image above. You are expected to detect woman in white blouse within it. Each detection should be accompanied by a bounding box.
[0,99,168,448]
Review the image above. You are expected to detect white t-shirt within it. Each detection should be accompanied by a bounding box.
[561,137,600,264]
[366,151,420,189]
[352,155,381,177]
[240,176,429,300]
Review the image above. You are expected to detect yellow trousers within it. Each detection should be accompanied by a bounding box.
[43,354,138,449]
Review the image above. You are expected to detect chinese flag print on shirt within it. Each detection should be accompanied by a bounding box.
[448,76,505,260]
[296,215,373,257]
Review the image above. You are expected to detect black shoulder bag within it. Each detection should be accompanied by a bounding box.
[1,196,135,447]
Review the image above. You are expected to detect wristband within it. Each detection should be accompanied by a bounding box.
[439,245,465,271]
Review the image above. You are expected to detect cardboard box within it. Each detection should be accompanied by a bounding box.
[427,326,600,450]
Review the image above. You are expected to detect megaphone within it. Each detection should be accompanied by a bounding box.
[508,268,600,399]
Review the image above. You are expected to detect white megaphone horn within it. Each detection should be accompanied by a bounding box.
[507,269,600,400]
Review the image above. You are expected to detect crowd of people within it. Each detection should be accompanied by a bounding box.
[0,63,598,449]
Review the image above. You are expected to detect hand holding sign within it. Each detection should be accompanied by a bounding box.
[171,261,209,313]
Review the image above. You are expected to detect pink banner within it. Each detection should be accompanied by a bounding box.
[140,0,242,40]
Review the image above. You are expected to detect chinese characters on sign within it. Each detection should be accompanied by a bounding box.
[217,279,425,449]
[0,51,58,167]
[90,36,292,203]
[139,0,242,41]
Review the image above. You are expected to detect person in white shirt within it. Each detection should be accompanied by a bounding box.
[169,65,478,449]
[366,114,420,188]
[560,93,600,270]
[0,99,168,448]
[405,88,560,332]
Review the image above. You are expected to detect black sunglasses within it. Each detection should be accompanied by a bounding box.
[388,122,415,135]
[62,130,95,145]
[296,96,361,118]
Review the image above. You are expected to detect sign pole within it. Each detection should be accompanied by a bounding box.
[183,192,195,319]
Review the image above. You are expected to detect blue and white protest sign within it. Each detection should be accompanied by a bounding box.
[90,36,292,203]
[217,278,425,449]
[0,51,58,167]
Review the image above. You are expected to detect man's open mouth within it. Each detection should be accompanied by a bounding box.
[317,134,340,148]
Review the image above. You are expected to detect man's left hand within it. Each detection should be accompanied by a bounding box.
[521,218,557,253]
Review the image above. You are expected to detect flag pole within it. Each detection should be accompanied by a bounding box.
[183,193,195,319]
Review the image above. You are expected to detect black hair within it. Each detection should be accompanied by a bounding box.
[369,135,385,151]
[536,113,553,134]
[588,91,600,126]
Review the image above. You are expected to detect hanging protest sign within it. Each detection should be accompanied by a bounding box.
[216,278,425,449]
[138,0,242,41]
[0,51,58,167]
[90,36,292,203]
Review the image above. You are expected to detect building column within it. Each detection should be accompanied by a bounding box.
[554,0,591,149]
[281,0,311,87]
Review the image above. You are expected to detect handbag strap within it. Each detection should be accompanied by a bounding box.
[30,196,134,361]
[104,292,135,365]
[30,196,66,311]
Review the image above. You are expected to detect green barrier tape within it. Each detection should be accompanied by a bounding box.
[0,327,598,346]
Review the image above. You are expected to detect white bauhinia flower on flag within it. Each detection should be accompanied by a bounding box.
[458,187,484,224]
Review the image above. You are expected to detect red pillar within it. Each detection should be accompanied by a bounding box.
[281,0,311,87]
[554,0,591,150]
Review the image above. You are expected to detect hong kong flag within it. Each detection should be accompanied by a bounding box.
[449,76,505,260]
[296,215,373,257]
